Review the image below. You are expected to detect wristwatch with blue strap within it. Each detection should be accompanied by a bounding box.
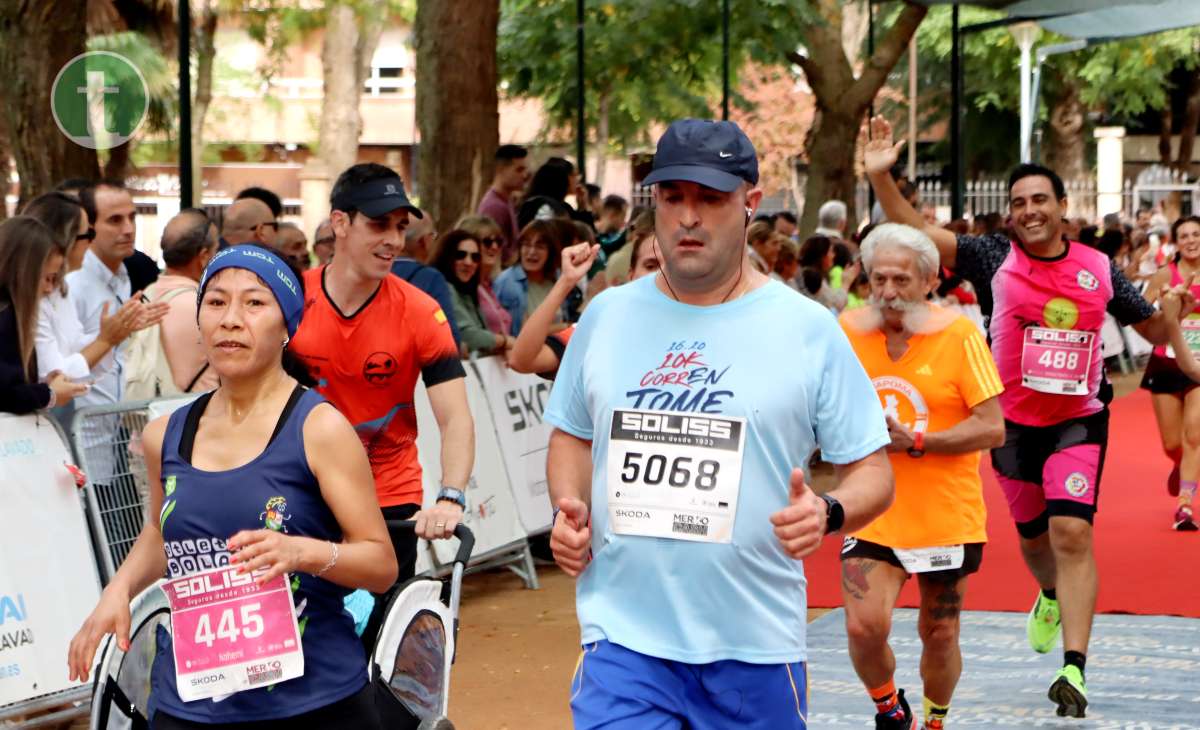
[436,486,467,511]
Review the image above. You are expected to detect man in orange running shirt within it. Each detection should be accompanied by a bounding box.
[289,163,474,595]
[839,223,1005,730]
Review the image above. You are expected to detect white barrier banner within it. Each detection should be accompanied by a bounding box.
[0,414,102,707]
[469,358,555,534]
[413,365,527,569]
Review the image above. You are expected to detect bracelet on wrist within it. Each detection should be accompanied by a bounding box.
[314,541,339,577]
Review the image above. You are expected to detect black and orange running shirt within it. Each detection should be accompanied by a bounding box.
[290,266,465,507]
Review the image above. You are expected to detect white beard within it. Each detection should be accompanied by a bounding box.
[844,297,956,335]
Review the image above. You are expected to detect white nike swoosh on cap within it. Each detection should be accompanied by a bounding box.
[719,152,733,158]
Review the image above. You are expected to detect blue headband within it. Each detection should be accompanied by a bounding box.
[197,245,304,337]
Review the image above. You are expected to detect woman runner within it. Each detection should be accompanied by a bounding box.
[1141,215,1200,530]
[68,244,397,728]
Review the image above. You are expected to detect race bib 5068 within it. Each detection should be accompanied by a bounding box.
[605,409,746,543]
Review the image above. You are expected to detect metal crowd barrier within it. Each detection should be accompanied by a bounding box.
[70,399,157,583]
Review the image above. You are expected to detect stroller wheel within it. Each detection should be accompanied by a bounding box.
[417,718,455,730]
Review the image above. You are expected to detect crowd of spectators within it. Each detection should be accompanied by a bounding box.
[4,150,1187,422]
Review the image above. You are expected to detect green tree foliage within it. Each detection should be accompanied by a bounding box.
[498,0,810,152]
[887,4,1200,175]
[242,0,415,83]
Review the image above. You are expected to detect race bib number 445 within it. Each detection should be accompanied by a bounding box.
[606,409,746,543]
[162,565,304,702]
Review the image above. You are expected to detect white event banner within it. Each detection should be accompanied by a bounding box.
[0,414,102,708]
[467,358,555,535]
[412,361,528,570]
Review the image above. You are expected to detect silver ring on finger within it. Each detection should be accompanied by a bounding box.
[436,522,446,528]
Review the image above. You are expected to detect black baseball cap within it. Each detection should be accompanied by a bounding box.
[642,119,759,192]
[331,176,422,218]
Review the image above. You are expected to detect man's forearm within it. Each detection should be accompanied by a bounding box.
[867,171,925,229]
[438,412,474,489]
[547,428,593,509]
[511,278,574,371]
[924,412,1005,455]
[1133,310,1177,346]
[829,448,894,534]
[867,170,958,266]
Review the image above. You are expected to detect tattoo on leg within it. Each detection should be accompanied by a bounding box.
[841,559,877,601]
[929,583,963,621]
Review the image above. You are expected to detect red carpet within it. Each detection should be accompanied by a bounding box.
[807,389,1200,617]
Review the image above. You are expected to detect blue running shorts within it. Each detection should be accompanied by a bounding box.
[570,640,808,729]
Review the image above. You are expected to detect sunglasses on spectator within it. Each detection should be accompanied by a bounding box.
[76,228,96,242]
[315,236,335,246]
[254,221,279,232]
[455,250,482,262]
[479,237,502,248]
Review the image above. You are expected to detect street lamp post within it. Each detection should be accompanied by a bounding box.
[575,0,586,180]
[179,0,192,208]
[1010,21,1041,163]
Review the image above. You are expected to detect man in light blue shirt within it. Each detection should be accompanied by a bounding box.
[544,119,895,730]
[66,182,138,515]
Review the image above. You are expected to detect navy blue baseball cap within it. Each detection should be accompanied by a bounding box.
[642,119,759,192]
[331,176,422,219]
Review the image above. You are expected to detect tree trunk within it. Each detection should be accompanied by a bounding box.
[789,0,926,237]
[0,0,98,206]
[803,110,863,236]
[191,2,218,202]
[1159,104,1174,166]
[1174,65,1200,176]
[593,89,609,190]
[355,5,384,93]
[103,142,131,179]
[1044,81,1086,182]
[318,3,365,180]
[0,114,9,219]
[415,0,499,234]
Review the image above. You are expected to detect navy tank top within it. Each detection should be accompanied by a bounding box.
[148,386,367,723]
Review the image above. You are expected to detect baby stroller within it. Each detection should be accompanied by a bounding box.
[371,520,473,730]
[88,520,474,729]
[88,579,168,730]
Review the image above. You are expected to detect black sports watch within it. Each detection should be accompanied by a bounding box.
[820,493,845,535]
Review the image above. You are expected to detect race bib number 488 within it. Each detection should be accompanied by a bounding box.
[605,409,746,543]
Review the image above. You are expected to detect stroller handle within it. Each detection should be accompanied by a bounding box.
[386,519,475,567]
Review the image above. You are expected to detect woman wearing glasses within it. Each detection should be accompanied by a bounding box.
[23,192,167,397]
[433,229,515,356]
[456,215,514,337]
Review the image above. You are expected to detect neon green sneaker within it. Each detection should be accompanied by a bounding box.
[1048,665,1088,718]
[1026,591,1061,654]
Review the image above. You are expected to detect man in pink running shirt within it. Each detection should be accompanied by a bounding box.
[864,116,1196,720]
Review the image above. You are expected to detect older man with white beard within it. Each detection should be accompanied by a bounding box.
[837,223,1006,730]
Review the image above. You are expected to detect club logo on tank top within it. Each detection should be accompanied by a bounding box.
[1076,269,1099,292]
[160,475,178,530]
[1042,297,1080,329]
[260,496,292,532]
